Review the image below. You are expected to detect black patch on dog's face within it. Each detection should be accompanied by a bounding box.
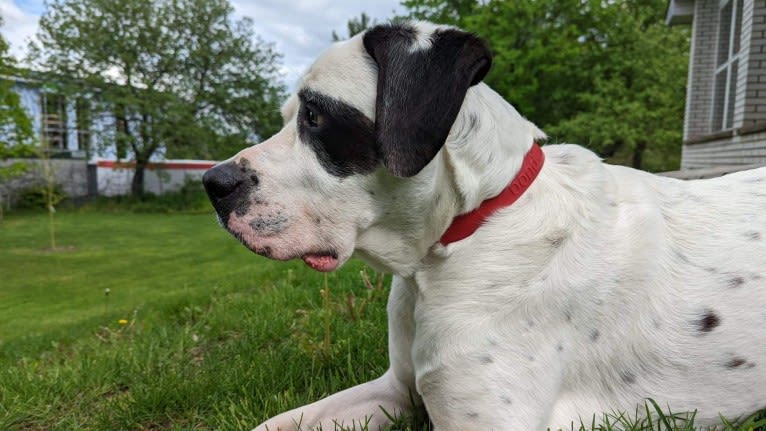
[297,89,378,177]
[363,23,492,177]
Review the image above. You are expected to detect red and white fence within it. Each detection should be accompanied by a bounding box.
[95,159,217,196]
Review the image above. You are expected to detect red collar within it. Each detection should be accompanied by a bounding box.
[439,143,545,245]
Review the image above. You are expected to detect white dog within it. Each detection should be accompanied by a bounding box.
[203,21,766,431]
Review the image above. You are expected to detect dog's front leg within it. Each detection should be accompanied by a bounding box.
[253,276,421,431]
[252,371,411,431]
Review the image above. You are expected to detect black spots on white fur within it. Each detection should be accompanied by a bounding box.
[673,249,690,264]
[746,231,762,241]
[499,395,512,405]
[688,194,707,204]
[479,354,493,365]
[593,297,604,306]
[589,329,601,342]
[726,358,746,368]
[249,213,289,236]
[564,309,572,322]
[725,357,756,369]
[466,412,479,419]
[620,370,637,385]
[697,309,721,333]
[557,152,573,165]
[467,113,479,133]
[556,343,564,352]
[728,276,746,288]
[548,235,566,248]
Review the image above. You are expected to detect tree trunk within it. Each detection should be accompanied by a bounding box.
[632,141,647,170]
[131,158,147,196]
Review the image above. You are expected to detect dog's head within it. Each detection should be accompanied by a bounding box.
[203,21,492,273]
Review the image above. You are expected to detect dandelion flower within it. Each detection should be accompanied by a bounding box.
[118,319,128,325]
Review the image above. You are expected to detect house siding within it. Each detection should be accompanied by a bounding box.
[678,0,766,169]
[742,2,766,125]
[682,129,766,168]
[684,0,718,140]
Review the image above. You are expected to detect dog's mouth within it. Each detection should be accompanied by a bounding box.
[301,252,340,272]
[227,226,341,272]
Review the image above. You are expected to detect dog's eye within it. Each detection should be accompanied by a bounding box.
[305,104,321,128]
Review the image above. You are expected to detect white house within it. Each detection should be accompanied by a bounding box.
[2,75,214,199]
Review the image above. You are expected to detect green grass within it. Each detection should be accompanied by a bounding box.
[0,210,764,430]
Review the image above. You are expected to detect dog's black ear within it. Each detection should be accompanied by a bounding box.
[363,23,492,177]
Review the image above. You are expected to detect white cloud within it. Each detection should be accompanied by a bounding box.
[0,0,40,60]
[231,0,403,89]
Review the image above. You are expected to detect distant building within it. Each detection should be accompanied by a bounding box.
[667,0,766,170]
[1,75,213,200]
[10,74,114,160]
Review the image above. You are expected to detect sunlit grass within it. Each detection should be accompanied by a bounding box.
[0,211,763,430]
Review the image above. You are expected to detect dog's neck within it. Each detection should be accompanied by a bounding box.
[355,84,547,277]
[439,143,544,245]
[445,84,547,214]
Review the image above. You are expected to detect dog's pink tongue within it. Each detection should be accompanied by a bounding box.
[302,254,339,272]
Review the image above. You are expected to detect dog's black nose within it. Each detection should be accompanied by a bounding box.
[203,162,244,200]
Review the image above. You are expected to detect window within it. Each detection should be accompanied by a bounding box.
[712,0,744,131]
[41,93,68,151]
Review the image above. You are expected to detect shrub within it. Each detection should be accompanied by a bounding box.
[14,183,67,210]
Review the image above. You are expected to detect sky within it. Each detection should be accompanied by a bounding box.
[0,0,404,88]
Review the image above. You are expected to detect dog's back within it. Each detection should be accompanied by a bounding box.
[545,158,766,427]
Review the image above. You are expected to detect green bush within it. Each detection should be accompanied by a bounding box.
[14,183,67,210]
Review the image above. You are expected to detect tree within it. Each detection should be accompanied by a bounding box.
[31,0,286,195]
[0,17,34,152]
[401,0,689,171]
[332,12,376,41]
[547,0,688,171]
[0,16,35,221]
[402,0,478,25]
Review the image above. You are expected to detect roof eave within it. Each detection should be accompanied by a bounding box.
[666,0,695,26]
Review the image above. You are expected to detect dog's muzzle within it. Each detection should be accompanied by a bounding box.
[203,162,254,222]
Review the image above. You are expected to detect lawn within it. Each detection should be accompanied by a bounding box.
[0,210,763,430]
[0,210,399,430]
